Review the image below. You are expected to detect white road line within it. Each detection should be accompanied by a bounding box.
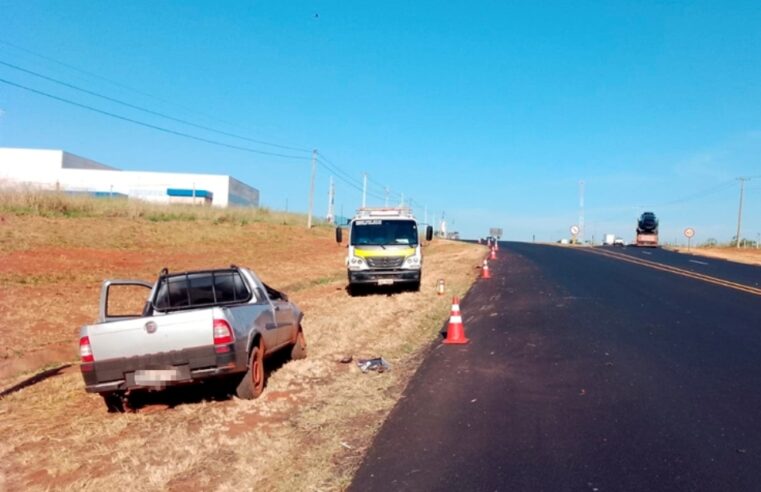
[641,251,652,255]
[689,259,709,266]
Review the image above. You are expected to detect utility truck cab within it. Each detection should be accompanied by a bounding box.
[336,208,433,294]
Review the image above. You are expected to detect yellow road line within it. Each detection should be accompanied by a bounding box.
[580,248,761,297]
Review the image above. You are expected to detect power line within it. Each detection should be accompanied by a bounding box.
[317,160,385,201]
[0,39,281,142]
[0,41,433,211]
[596,179,740,222]
[316,153,386,200]
[660,179,737,206]
[317,152,404,203]
[0,59,312,153]
[316,158,363,190]
[314,156,367,196]
[0,77,311,160]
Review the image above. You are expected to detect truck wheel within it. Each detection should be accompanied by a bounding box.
[236,339,265,400]
[101,391,126,413]
[291,328,307,360]
[348,284,362,297]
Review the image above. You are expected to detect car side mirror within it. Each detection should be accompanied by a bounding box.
[335,227,343,244]
[425,225,433,242]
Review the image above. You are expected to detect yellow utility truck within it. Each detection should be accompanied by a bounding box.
[336,208,433,294]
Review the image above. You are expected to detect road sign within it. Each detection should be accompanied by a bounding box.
[489,228,503,238]
[684,227,695,251]
[570,225,580,235]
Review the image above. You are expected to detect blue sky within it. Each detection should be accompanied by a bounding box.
[1,1,759,243]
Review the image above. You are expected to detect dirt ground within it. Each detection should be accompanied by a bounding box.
[670,246,761,266]
[0,213,485,491]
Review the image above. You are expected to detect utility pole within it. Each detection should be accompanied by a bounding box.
[362,172,367,208]
[578,179,585,244]
[735,177,749,248]
[326,176,335,224]
[307,149,317,228]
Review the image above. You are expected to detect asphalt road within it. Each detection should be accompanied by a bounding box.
[350,242,761,491]
[598,245,760,289]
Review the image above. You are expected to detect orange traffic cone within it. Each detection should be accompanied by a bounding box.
[482,259,491,279]
[443,296,469,344]
[495,242,499,251]
[490,247,497,260]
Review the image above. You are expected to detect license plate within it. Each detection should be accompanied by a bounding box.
[377,279,394,286]
[134,369,180,386]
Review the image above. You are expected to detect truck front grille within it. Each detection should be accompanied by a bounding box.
[367,256,405,269]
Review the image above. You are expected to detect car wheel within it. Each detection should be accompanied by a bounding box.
[410,281,421,292]
[236,339,265,400]
[290,328,307,360]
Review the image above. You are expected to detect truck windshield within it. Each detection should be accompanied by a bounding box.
[351,219,418,246]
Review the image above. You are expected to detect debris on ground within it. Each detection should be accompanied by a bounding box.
[356,357,390,373]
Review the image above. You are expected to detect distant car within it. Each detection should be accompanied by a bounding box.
[613,238,625,246]
[559,238,570,245]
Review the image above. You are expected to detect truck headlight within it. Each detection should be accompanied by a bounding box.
[403,255,421,268]
[349,256,367,270]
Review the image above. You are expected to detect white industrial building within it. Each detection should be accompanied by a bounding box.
[0,148,259,207]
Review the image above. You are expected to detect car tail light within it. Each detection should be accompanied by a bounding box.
[213,319,234,353]
[80,336,94,363]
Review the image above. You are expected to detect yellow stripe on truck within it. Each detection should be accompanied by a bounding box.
[353,247,415,258]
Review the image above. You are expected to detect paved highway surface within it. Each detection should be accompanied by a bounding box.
[598,245,760,289]
[351,242,761,491]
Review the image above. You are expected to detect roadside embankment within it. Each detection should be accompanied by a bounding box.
[669,246,761,267]
[0,199,485,490]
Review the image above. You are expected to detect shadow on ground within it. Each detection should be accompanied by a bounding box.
[0,364,72,399]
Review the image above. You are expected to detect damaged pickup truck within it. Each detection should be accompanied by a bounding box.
[78,265,306,412]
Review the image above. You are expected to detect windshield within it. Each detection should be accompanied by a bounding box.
[350,219,418,246]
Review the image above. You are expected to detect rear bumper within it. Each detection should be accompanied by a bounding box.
[80,344,242,394]
[348,269,421,285]
[636,234,659,247]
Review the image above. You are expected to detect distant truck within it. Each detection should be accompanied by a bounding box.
[603,233,616,246]
[636,211,659,247]
[336,207,433,294]
[79,266,306,412]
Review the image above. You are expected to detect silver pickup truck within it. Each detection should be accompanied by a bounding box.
[78,266,306,412]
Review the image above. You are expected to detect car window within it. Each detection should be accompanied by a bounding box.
[153,270,251,310]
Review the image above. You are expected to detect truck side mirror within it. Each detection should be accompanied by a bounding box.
[426,225,433,242]
[335,227,343,244]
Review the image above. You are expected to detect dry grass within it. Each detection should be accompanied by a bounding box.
[0,194,486,491]
[0,187,311,228]
[670,246,761,266]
